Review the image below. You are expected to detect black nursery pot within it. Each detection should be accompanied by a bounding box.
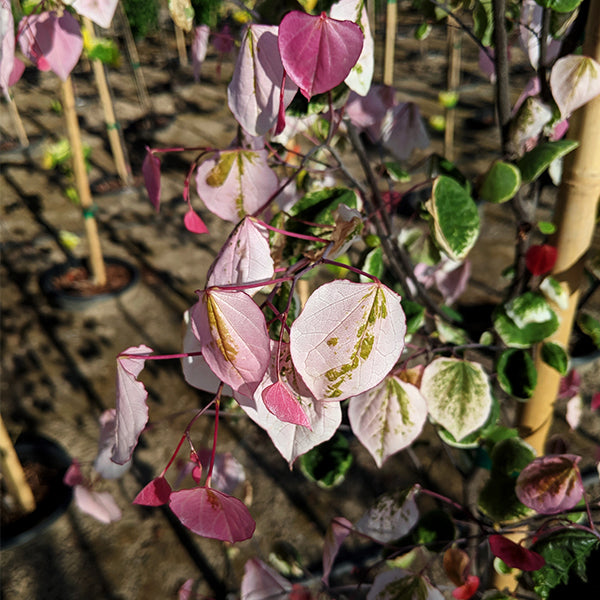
[39,256,140,311]
[1,434,73,550]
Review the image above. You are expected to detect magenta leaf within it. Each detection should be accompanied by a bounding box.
[489,535,545,571]
[515,454,584,514]
[93,409,131,479]
[452,575,479,600]
[169,486,255,542]
[63,459,85,486]
[133,476,172,506]
[289,280,406,402]
[190,289,271,397]
[195,149,278,222]
[184,209,209,234]
[228,24,298,136]
[206,216,274,292]
[278,11,363,99]
[112,345,153,465]
[142,147,161,212]
[322,517,352,586]
[18,11,83,81]
[73,486,122,524]
[241,558,292,599]
[192,25,210,82]
[262,380,312,428]
[592,393,600,411]
[237,341,342,466]
[70,0,118,29]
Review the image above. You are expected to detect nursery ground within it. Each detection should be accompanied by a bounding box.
[2,6,600,600]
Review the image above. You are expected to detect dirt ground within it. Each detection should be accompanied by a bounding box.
[1,5,599,600]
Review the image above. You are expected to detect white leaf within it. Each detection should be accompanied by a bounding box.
[550,54,600,119]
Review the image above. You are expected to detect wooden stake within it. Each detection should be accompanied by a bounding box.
[444,25,462,162]
[7,94,29,148]
[0,416,36,514]
[383,0,397,86]
[515,0,600,455]
[83,17,132,185]
[175,25,188,67]
[62,76,107,286]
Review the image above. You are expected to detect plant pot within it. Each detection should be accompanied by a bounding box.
[1,434,73,550]
[39,256,140,311]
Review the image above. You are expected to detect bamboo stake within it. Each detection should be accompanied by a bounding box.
[383,0,397,86]
[117,1,152,114]
[62,76,107,286]
[515,0,600,455]
[444,25,461,162]
[175,25,188,67]
[7,94,29,148]
[83,17,132,185]
[0,416,36,513]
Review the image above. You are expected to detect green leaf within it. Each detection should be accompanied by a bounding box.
[473,0,494,47]
[414,22,432,40]
[533,0,585,13]
[384,161,411,183]
[479,161,521,204]
[434,316,469,345]
[490,437,537,477]
[360,246,384,282]
[541,342,569,375]
[540,276,569,310]
[497,349,538,399]
[577,312,600,348]
[298,432,353,489]
[425,176,480,261]
[531,530,600,598]
[402,299,426,335]
[517,140,579,183]
[421,357,492,441]
[538,221,556,235]
[493,297,559,349]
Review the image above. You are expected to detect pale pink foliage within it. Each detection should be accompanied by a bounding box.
[278,11,363,99]
[192,25,210,82]
[112,345,153,465]
[73,485,122,524]
[0,0,22,99]
[241,558,292,600]
[93,409,131,479]
[322,517,352,586]
[550,54,600,119]
[195,449,246,495]
[69,0,118,29]
[289,280,406,402]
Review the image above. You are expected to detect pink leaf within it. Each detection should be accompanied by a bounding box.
[558,369,581,400]
[0,0,16,99]
[73,486,122,523]
[206,216,274,292]
[184,209,209,234]
[112,345,153,465]
[346,85,395,132]
[192,25,209,82]
[196,149,278,222]
[434,259,471,305]
[142,147,161,212]
[241,558,292,600]
[516,454,584,514]
[322,517,352,586]
[133,476,172,506]
[63,459,84,486]
[452,575,479,600]
[178,579,195,600]
[489,535,545,571]
[289,280,406,401]
[591,393,600,411]
[519,0,561,70]
[212,23,233,55]
[380,102,430,161]
[93,409,131,479]
[236,341,342,466]
[169,486,255,542]
[18,11,82,81]
[348,376,427,467]
[195,449,245,494]
[262,380,312,428]
[71,0,118,29]
[278,11,363,99]
[190,289,271,397]
[228,24,298,136]
[550,54,600,119]
[565,395,583,430]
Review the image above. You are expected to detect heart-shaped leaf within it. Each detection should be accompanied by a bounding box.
[133,476,172,507]
[421,358,492,441]
[541,342,569,375]
[489,535,545,571]
[479,161,521,204]
[70,0,119,29]
[550,54,600,118]
[496,349,538,399]
[322,517,353,586]
[183,209,209,234]
[278,11,363,99]
[262,380,311,428]
[290,280,406,401]
[241,558,292,600]
[73,486,122,523]
[526,244,557,275]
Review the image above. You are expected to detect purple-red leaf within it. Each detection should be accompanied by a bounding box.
[526,244,557,276]
[262,380,312,428]
[489,534,545,571]
[190,289,270,397]
[228,24,298,136]
[278,11,363,99]
[206,216,274,292]
[241,558,292,600]
[322,517,352,586]
[18,11,82,81]
[73,486,122,524]
[515,454,584,514]
[133,476,172,506]
[184,209,209,234]
[169,486,255,542]
[142,147,161,212]
[63,459,85,486]
[112,345,152,465]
